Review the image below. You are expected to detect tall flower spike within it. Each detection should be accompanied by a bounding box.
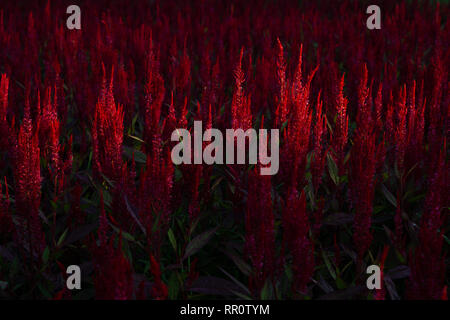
[13,102,44,258]
[92,71,124,183]
[374,246,389,300]
[275,38,288,128]
[283,189,314,294]
[332,73,348,175]
[395,85,407,174]
[143,48,165,153]
[150,254,168,300]
[312,91,327,192]
[91,234,134,300]
[231,48,245,130]
[350,112,377,262]
[0,177,11,238]
[408,150,446,299]
[280,47,317,190]
[0,74,9,150]
[246,168,274,296]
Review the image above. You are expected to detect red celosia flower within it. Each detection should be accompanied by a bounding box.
[143,48,165,153]
[0,177,11,239]
[92,68,124,183]
[405,81,426,173]
[139,138,174,258]
[394,85,407,173]
[38,87,72,194]
[283,189,314,294]
[407,151,446,300]
[13,104,45,258]
[280,46,317,190]
[91,235,134,300]
[374,246,389,300]
[246,168,274,296]
[231,48,252,131]
[311,92,327,192]
[0,0,447,301]
[149,254,168,300]
[274,38,288,128]
[0,73,9,150]
[91,196,134,300]
[350,73,378,262]
[331,73,348,176]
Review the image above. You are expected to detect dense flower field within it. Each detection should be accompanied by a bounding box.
[0,0,448,300]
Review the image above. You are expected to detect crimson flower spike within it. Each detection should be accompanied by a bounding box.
[231,48,245,130]
[332,72,348,176]
[0,74,9,149]
[283,189,314,294]
[275,38,287,128]
[374,246,389,300]
[0,176,11,235]
[312,90,327,192]
[14,98,45,258]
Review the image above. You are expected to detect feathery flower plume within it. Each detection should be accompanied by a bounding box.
[92,68,124,183]
[0,73,9,150]
[246,168,274,296]
[331,73,348,176]
[283,189,314,294]
[13,103,44,258]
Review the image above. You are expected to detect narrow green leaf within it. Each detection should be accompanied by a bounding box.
[381,184,397,207]
[168,272,179,300]
[127,134,145,143]
[336,276,347,289]
[260,280,272,300]
[42,247,50,264]
[321,249,336,280]
[57,229,69,247]
[219,267,251,295]
[327,153,339,185]
[168,228,177,252]
[183,227,217,260]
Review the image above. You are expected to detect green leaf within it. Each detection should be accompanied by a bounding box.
[381,184,397,207]
[168,272,180,299]
[336,276,346,289]
[183,227,217,260]
[42,247,50,264]
[260,280,272,300]
[110,224,144,249]
[124,195,146,235]
[230,290,252,300]
[281,119,289,132]
[168,228,177,252]
[219,267,251,295]
[327,153,339,185]
[57,229,69,247]
[127,134,145,144]
[131,113,139,134]
[223,248,251,276]
[37,282,52,299]
[123,146,147,163]
[321,249,336,280]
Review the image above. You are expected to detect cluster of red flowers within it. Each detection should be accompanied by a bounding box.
[0,0,447,300]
